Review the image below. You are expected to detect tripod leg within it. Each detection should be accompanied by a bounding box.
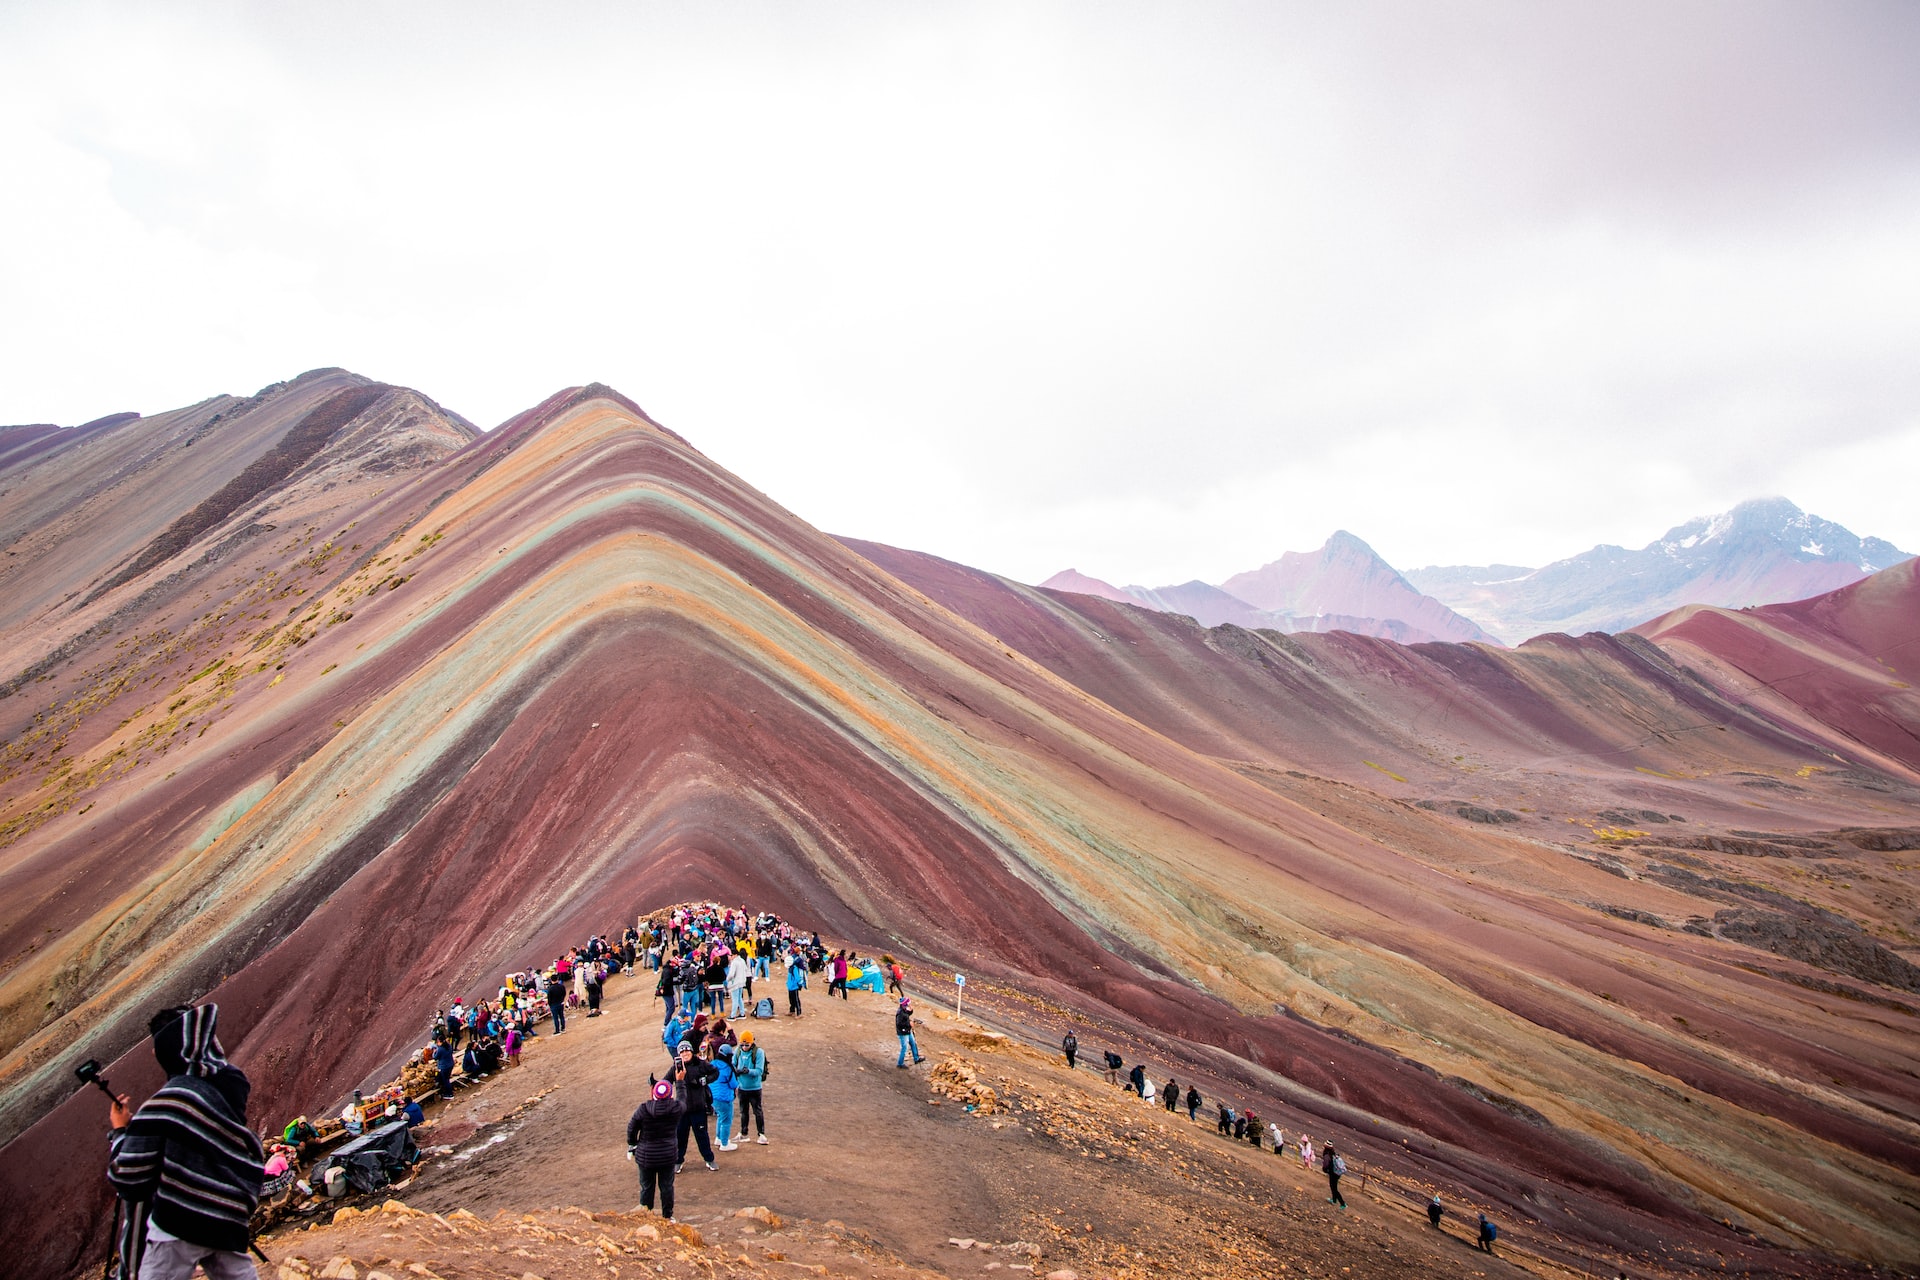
[101,1198,121,1280]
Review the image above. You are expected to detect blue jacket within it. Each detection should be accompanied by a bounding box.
[708,1056,737,1104]
[786,964,807,991]
[663,1014,689,1050]
[732,1045,766,1091]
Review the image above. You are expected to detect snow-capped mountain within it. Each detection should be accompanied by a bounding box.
[1407,497,1912,643]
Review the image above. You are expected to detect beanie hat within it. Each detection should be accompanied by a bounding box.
[739,1030,754,1045]
[653,1080,673,1100]
[677,1039,694,1052]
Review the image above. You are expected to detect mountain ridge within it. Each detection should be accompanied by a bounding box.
[0,375,1916,1276]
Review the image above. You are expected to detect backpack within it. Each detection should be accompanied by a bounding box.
[1484,1221,1497,1241]
[753,997,775,1018]
[1331,1154,1347,1176]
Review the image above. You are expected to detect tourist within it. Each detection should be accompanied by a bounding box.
[1477,1213,1497,1253]
[1062,1029,1077,1069]
[679,955,702,1018]
[105,1004,264,1280]
[734,1030,768,1145]
[669,1041,718,1172]
[502,1023,522,1069]
[342,1090,366,1136]
[727,948,749,1019]
[704,947,730,1015]
[884,954,905,997]
[263,1142,297,1179]
[585,961,605,1017]
[282,1115,319,1159]
[1268,1121,1285,1154]
[895,997,924,1068]
[829,950,849,1000]
[786,949,807,1016]
[1161,1078,1178,1112]
[1128,1062,1147,1099]
[662,1009,691,1059]
[1245,1110,1262,1148]
[654,957,679,1024]
[1186,1085,1201,1122]
[1217,1102,1233,1135]
[1323,1142,1347,1208]
[627,1079,685,1222]
[434,1039,454,1100]
[1103,1050,1123,1085]
[472,1032,503,1074]
[711,1044,739,1150]
[1427,1194,1444,1229]
[544,969,568,1034]
[1299,1135,1315,1170]
[704,1015,737,1057]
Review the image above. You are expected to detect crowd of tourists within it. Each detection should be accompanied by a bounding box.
[622,902,913,1221]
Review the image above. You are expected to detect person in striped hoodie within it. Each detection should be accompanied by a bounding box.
[107,1004,265,1279]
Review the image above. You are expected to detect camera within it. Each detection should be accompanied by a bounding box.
[74,1058,115,1097]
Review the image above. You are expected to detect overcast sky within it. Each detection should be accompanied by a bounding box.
[3,1,1917,585]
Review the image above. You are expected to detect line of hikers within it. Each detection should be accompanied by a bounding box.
[1063,1029,1500,1252]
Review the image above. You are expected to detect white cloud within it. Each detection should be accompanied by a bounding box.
[3,0,1916,586]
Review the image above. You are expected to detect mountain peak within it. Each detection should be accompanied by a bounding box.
[1037,568,1134,604]
[1219,535,1495,644]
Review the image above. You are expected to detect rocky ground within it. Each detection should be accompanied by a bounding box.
[249,970,1713,1280]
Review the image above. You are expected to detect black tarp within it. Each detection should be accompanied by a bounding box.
[313,1120,417,1194]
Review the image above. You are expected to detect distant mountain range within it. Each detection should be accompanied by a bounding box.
[1407,497,1912,643]
[1041,531,1493,645]
[1040,497,1911,646]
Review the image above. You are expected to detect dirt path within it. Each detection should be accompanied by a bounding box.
[261,968,1618,1280]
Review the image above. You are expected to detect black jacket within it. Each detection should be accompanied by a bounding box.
[672,1057,716,1114]
[626,1095,685,1167]
[895,1006,914,1035]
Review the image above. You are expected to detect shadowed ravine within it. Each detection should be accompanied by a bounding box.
[1,377,1916,1277]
